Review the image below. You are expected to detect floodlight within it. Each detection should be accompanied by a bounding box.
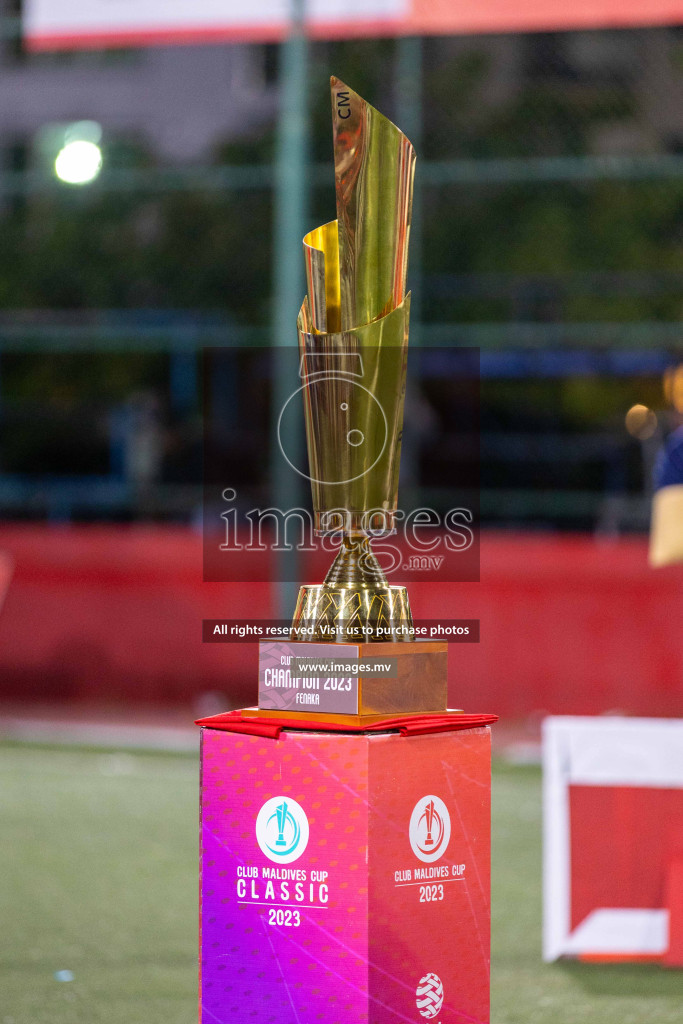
[54,140,102,185]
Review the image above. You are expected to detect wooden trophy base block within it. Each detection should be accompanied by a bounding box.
[258,639,448,726]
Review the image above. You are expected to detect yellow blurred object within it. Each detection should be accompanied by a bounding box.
[625,403,657,440]
[649,484,683,566]
[663,365,683,413]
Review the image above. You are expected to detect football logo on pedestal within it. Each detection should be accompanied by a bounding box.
[255,796,309,864]
[416,972,444,1019]
[409,795,451,863]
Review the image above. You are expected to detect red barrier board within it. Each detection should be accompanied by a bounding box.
[665,857,683,967]
[0,526,682,717]
[0,525,271,707]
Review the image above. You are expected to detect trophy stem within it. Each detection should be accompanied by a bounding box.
[291,532,414,644]
[323,533,387,587]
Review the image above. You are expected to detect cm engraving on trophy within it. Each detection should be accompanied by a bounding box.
[336,88,351,119]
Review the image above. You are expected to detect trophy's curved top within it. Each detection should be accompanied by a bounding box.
[331,76,415,332]
[303,78,416,337]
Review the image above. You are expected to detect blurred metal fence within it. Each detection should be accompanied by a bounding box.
[2,27,683,529]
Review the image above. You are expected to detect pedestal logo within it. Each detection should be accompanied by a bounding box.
[409,795,451,863]
[416,972,444,1019]
[255,796,309,864]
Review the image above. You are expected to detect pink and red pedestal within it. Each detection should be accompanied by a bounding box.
[198,713,494,1023]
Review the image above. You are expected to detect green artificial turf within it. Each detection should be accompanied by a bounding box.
[1,744,681,1023]
[0,745,199,1024]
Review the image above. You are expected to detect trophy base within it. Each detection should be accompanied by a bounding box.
[291,583,413,643]
[258,639,448,720]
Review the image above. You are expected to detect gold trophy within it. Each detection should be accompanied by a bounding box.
[291,77,417,644]
[253,77,448,724]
